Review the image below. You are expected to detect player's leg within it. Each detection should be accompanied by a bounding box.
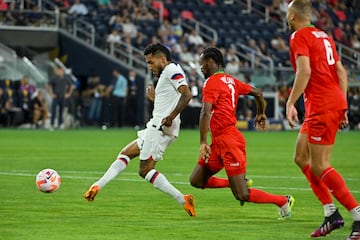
[189,154,224,188]
[84,139,139,202]
[309,110,360,238]
[227,173,294,219]
[310,143,360,238]
[139,129,196,216]
[294,131,342,236]
[222,131,294,219]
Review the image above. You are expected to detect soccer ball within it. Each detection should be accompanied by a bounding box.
[36,169,61,193]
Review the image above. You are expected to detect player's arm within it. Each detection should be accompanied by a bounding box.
[247,87,267,129]
[161,85,192,127]
[336,61,348,98]
[336,60,349,129]
[286,55,311,127]
[199,101,211,160]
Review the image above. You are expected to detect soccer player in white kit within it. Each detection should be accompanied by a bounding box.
[84,43,196,216]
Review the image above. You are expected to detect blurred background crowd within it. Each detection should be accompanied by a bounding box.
[0,0,359,130]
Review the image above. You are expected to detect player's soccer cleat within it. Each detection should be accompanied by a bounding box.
[240,178,254,206]
[346,221,360,240]
[310,208,344,237]
[84,185,100,202]
[183,194,196,217]
[279,195,295,220]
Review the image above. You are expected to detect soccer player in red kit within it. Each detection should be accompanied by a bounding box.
[286,0,360,239]
[189,47,295,219]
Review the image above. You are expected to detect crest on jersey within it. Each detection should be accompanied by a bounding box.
[171,73,185,80]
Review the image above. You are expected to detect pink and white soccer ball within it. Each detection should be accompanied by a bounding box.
[36,169,61,193]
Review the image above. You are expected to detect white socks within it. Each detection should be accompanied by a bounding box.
[351,206,360,221]
[324,203,337,217]
[93,154,130,189]
[145,169,184,205]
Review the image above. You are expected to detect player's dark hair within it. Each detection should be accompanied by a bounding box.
[143,43,172,61]
[201,47,225,68]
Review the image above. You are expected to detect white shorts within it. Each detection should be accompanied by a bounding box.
[136,124,176,161]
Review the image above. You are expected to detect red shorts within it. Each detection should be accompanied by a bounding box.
[197,127,246,177]
[300,110,345,145]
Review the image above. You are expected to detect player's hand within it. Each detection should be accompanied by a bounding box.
[161,116,173,127]
[339,111,349,130]
[286,104,298,128]
[254,113,267,130]
[146,84,155,102]
[200,143,211,162]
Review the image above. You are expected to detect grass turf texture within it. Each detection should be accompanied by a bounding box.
[0,128,359,240]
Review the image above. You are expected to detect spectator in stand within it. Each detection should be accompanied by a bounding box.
[18,75,36,122]
[108,12,123,29]
[271,34,289,52]
[157,19,171,44]
[2,11,17,25]
[46,66,74,130]
[350,34,360,51]
[332,1,347,22]
[354,18,360,37]
[268,0,283,20]
[315,9,334,33]
[19,75,36,97]
[258,40,269,57]
[170,18,183,39]
[30,90,48,128]
[106,28,122,46]
[245,38,262,68]
[225,47,241,77]
[133,6,155,20]
[126,69,140,127]
[179,44,195,67]
[0,0,8,11]
[277,83,289,119]
[108,69,128,128]
[121,17,138,39]
[0,87,8,126]
[97,0,114,10]
[348,87,360,130]
[86,74,105,126]
[187,29,204,47]
[68,0,88,16]
[332,22,350,46]
[53,0,70,27]
[225,46,240,63]
[4,87,22,127]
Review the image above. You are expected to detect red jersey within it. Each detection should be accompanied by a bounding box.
[289,26,347,116]
[202,72,252,136]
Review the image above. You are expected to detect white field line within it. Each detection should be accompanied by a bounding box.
[1,170,359,193]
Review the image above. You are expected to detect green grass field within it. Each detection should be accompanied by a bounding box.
[0,129,359,240]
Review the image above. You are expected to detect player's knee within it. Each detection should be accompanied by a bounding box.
[234,190,249,202]
[310,163,325,177]
[189,176,203,188]
[294,153,307,168]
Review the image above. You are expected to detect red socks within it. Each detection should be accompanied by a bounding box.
[302,164,333,205]
[248,188,287,207]
[321,167,359,211]
[203,176,230,188]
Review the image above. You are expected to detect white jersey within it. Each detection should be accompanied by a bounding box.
[149,62,188,137]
